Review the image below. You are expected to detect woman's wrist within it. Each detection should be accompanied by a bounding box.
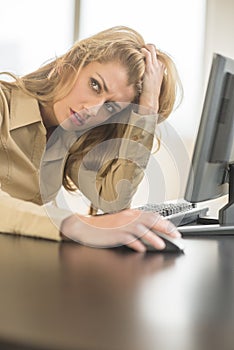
[139,94,159,114]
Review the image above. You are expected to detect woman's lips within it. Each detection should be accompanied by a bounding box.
[70,109,85,126]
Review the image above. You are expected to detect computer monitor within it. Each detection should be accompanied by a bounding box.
[184,53,234,226]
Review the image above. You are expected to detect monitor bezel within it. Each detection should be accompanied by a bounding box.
[185,53,234,203]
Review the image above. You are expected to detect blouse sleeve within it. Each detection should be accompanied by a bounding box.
[67,111,157,213]
[0,85,72,241]
[0,186,72,241]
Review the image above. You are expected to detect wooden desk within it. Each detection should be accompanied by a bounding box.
[0,233,234,350]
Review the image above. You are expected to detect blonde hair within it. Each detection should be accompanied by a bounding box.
[0,26,182,194]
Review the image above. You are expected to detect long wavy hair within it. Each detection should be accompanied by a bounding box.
[0,26,182,196]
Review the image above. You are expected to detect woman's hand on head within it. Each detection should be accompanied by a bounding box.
[139,44,165,114]
[60,209,181,253]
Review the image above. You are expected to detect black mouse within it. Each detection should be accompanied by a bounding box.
[140,230,185,253]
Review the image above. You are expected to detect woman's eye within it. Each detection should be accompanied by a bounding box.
[89,78,101,94]
[104,102,115,113]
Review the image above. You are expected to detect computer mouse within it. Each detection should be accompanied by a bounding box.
[140,230,185,253]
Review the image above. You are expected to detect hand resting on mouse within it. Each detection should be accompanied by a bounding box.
[61,209,182,253]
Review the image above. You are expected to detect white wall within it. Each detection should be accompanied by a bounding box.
[0,0,74,76]
[204,0,234,80]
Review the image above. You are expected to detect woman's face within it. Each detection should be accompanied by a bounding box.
[53,61,136,130]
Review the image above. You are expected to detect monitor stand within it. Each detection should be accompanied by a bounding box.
[178,223,234,236]
[179,162,234,236]
[219,162,234,226]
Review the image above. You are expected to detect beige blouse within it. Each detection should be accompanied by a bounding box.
[0,84,157,241]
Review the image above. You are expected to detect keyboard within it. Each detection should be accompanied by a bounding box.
[135,200,209,227]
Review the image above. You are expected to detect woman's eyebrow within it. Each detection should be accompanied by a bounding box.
[96,73,109,92]
[96,73,122,110]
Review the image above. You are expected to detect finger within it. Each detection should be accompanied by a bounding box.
[144,45,166,73]
[123,211,180,241]
[128,223,166,250]
[119,231,146,253]
[141,47,153,66]
[137,211,181,238]
[141,229,166,250]
[144,44,159,66]
[126,236,146,253]
[121,215,176,251]
[145,44,157,62]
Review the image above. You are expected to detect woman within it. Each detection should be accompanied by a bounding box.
[0,26,182,252]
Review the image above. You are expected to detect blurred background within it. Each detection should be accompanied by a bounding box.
[1,0,233,214]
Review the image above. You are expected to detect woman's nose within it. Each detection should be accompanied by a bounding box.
[86,103,102,116]
[84,98,106,116]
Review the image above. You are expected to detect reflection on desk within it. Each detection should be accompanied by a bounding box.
[0,233,234,350]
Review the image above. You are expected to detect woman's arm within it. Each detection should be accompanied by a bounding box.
[0,187,71,241]
[0,184,181,253]
[67,111,157,213]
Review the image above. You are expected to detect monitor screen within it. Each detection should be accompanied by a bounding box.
[184,53,234,226]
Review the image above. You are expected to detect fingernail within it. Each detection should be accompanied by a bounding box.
[140,245,146,253]
[167,223,181,238]
[158,240,166,249]
[174,230,181,238]
[166,221,177,232]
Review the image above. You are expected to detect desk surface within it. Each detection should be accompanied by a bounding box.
[0,233,234,350]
